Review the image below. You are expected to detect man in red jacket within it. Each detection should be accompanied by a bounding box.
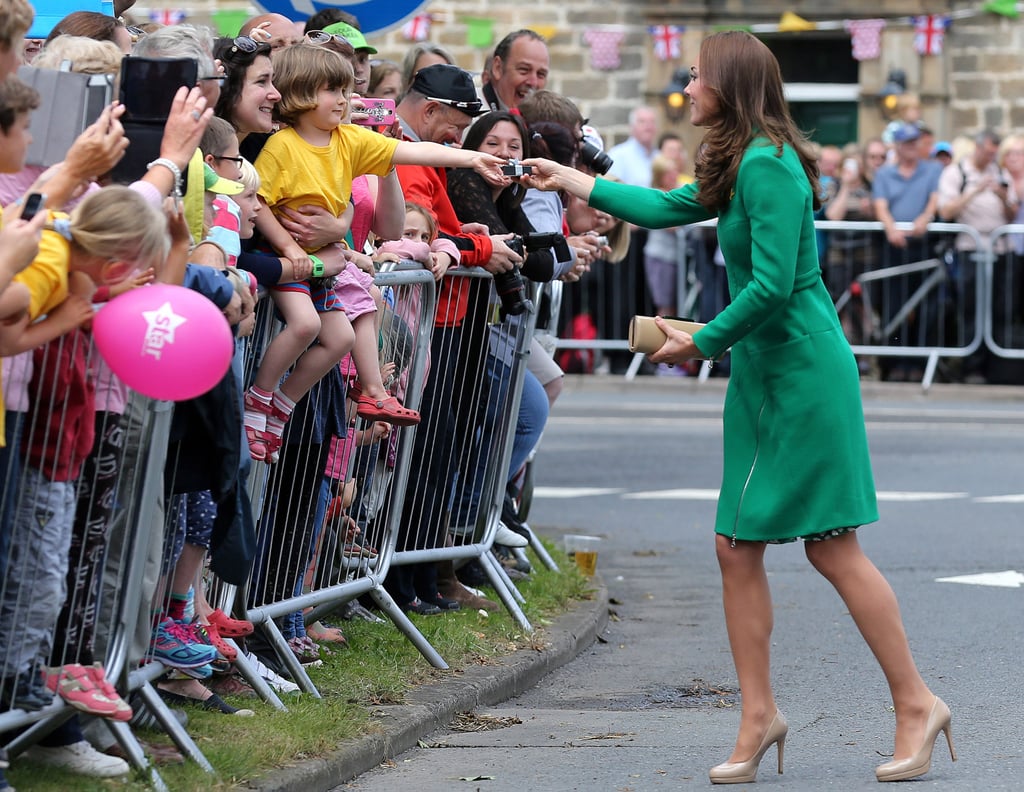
[395,64,522,326]
[389,64,521,613]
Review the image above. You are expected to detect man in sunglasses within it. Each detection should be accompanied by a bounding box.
[395,64,521,277]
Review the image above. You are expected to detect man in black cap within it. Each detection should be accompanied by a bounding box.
[389,63,522,613]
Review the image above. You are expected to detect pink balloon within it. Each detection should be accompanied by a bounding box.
[93,283,234,401]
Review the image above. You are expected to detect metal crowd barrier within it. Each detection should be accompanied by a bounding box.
[235,262,440,686]
[0,335,187,790]
[386,269,541,654]
[985,226,1024,363]
[551,218,1020,390]
[0,259,562,783]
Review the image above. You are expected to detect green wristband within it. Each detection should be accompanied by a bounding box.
[310,255,325,278]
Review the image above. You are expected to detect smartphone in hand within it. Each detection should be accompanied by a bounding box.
[353,98,396,127]
[20,192,45,221]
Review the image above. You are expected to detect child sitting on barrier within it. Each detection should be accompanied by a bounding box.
[246,45,507,463]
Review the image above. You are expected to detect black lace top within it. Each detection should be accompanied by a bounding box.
[446,169,556,283]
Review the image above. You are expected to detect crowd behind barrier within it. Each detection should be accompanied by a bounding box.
[553,218,1024,390]
[0,8,596,787]
[0,259,560,786]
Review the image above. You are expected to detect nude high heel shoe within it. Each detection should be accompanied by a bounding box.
[709,710,787,785]
[875,696,956,782]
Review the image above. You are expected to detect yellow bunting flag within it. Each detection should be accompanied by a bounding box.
[778,11,816,32]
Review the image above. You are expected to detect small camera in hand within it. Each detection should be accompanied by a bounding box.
[500,159,533,178]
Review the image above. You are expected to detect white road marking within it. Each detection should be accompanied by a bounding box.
[622,489,721,500]
[533,489,1024,506]
[535,489,974,502]
[936,570,1024,588]
[532,487,624,498]
[874,491,968,502]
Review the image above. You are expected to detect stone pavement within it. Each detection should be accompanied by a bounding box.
[246,579,609,792]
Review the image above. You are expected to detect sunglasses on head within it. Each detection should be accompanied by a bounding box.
[304,30,351,47]
[230,35,259,55]
[426,96,482,114]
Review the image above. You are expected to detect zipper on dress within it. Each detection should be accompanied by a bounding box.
[731,392,767,547]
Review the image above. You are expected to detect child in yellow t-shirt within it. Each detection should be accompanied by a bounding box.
[248,44,505,463]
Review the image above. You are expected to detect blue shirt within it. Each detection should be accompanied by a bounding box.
[872,160,941,222]
[607,137,656,188]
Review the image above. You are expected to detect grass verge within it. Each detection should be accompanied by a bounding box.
[7,542,593,791]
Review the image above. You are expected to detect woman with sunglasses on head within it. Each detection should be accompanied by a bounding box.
[522,30,952,785]
[214,35,280,144]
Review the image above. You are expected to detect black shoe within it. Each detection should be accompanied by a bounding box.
[422,592,460,611]
[501,494,532,538]
[404,597,442,616]
[0,746,8,769]
[456,559,489,588]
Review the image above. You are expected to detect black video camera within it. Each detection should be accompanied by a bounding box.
[496,232,572,317]
[579,140,613,175]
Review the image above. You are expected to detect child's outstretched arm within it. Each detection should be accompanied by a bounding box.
[254,197,313,281]
[392,142,508,188]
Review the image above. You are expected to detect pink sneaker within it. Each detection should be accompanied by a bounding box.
[44,664,121,719]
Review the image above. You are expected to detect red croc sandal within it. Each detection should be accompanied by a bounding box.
[356,394,420,426]
[207,608,254,638]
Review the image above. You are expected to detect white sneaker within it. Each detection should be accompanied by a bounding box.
[242,651,300,694]
[22,740,130,777]
[494,521,528,548]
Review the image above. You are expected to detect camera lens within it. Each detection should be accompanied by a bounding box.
[579,141,613,175]
[494,268,532,316]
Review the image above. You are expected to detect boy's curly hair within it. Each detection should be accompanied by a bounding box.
[272,44,353,126]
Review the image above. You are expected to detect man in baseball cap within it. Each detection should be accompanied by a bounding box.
[406,63,485,120]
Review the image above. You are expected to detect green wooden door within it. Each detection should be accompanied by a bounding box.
[790,101,859,147]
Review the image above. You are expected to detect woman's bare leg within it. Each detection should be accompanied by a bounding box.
[715,534,778,762]
[804,532,935,759]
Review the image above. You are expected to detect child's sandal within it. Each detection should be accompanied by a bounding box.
[245,426,280,463]
[356,395,420,426]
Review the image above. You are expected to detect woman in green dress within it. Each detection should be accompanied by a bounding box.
[522,30,953,785]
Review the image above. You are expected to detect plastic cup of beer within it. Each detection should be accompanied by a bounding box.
[563,534,601,576]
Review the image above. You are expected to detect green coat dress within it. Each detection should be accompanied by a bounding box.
[589,137,878,543]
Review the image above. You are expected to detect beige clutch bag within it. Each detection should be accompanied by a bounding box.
[628,315,706,354]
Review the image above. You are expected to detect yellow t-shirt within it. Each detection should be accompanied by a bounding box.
[256,124,399,252]
[14,216,70,319]
[1,211,71,443]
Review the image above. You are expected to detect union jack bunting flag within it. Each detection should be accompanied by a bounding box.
[648,25,682,61]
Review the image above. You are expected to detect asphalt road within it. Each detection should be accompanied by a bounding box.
[344,376,1024,792]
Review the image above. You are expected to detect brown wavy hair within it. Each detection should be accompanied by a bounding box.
[693,31,820,212]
